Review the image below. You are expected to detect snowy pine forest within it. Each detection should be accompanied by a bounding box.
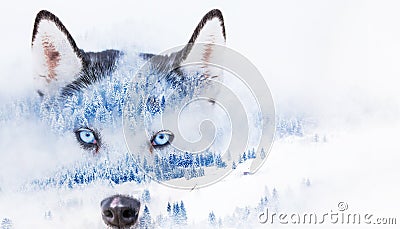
[0,95,318,228]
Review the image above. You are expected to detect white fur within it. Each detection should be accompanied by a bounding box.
[32,19,83,94]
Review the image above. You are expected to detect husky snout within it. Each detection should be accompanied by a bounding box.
[101,195,141,228]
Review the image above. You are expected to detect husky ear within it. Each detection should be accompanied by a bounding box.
[31,10,84,94]
[176,9,226,78]
[187,9,225,47]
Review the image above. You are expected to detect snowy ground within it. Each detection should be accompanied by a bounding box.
[1,1,400,228]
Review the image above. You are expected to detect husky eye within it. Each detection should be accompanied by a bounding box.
[151,130,174,147]
[79,130,95,144]
[75,128,99,150]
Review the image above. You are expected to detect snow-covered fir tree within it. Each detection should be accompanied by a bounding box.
[0,218,12,229]
[208,211,217,226]
[139,205,152,229]
[232,161,237,170]
[141,189,151,203]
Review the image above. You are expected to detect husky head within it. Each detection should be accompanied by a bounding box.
[31,9,226,228]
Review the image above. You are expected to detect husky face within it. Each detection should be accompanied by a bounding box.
[31,9,226,228]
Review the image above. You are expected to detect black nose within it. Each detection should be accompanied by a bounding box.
[101,195,140,227]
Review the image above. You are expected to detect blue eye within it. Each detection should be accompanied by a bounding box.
[75,128,99,150]
[151,130,174,147]
[79,130,96,144]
